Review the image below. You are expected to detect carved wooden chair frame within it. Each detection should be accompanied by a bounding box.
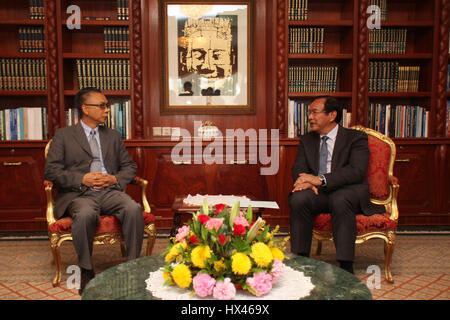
[313,125,399,283]
[44,140,156,287]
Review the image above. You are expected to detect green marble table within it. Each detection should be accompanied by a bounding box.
[82,255,372,300]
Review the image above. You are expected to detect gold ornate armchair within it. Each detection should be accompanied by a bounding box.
[44,140,157,287]
[313,125,399,283]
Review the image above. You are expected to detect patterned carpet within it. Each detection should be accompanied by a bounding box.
[0,234,449,300]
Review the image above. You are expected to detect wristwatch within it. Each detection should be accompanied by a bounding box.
[318,174,326,186]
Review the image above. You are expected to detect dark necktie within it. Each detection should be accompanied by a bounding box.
[318,136,329,175]
[89,130,102,172]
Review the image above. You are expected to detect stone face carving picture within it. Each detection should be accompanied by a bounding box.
[162,2,252,114]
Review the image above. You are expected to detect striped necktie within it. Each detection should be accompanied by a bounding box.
[89,130,102,172]
[318,136,329,175]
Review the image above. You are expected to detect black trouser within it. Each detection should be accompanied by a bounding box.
[67,188,144,270]
[288,186,359,262]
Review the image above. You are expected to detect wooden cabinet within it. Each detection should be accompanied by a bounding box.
[0,142,46,231]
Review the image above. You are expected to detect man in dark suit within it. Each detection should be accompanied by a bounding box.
[44,87,144,294]
[288,96,384,274]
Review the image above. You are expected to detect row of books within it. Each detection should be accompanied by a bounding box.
[0,107,48,140]
[66,100,132,139]
[289,28,324,54]
[288,0,308,21]
[288,66,338,92]
[117,0,130,20]
[29,0,44,20]
[369,61,420,92]
[104,27,130,54]
[367,103,429,138]
[0,58,47,91]
[369,28,407,54]
[287,99,351,138]
[19,26,45,53]
[76,59,130,91]
[369,0,387,22]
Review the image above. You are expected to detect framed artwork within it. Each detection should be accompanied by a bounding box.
[161,1,253,114]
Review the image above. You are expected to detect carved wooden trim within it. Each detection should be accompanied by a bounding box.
[276,0,287,133]
[131,0,144,139]
[436,0,449,137]
[355,0,369,126]
[45,0,60,137]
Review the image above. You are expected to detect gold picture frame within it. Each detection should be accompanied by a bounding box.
[161,1,253,114]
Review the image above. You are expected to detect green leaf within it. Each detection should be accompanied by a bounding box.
[246,205,253,223]
[201,198,209,215]
[229,201,240,228]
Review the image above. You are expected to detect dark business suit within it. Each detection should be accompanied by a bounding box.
[288,125,384,261]
[44,122,144,270]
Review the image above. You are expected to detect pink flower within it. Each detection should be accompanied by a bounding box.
[204,217,224,232]
[193,273,216,298]
[246,271,273,297]
[213,278,236,300]
[175,225,190,242]
[233,216,249,228]
[271,258,284,283]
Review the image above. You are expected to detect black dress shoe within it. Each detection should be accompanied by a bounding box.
[78,268,95,296]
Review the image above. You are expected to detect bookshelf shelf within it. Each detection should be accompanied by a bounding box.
[288,20,353,27]
[288,54,353,60]
[380,21,434,27]
[0,90,47,96]
[62,20,130,27]
[0,20,45,26]
[62,53,130,59]
[369,54,433,60]
[288,92,352,98]
[368,92,431,98]
[63,90,130,96]
[1,53,46,59]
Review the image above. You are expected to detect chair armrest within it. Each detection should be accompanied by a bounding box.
[131,176,151,214]
[44,180,57,226]
[387,175,399,222]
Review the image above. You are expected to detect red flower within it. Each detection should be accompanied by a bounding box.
[188,235,199,245]
[233,224,246,236]
[214,203,226,215]
[218,234,226,245]
[197,214,210,225]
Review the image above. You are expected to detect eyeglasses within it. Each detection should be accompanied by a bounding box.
[307,110,327,116]
[84,103,110,110]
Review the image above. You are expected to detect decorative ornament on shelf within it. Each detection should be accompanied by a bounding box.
[197,121,220,139]
[159,200,290,299]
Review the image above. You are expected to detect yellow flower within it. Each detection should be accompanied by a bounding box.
[231,252,252,275]
[270,247,285,262]
[165,242,187,263]
[191,245,212,268]
[172,264,192,288]
[214,259,226,273]
[163,272,173,285]
[250,242,273,267]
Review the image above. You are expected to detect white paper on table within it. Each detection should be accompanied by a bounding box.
[239,201,279,209]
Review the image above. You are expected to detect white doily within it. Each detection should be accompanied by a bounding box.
[183,194,250,207]
[145,265,315,300]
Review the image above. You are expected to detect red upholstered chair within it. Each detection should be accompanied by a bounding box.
[313,125,399,283]
[44,140,157,287]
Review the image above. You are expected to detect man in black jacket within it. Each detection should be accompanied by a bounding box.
[288,96,384,273]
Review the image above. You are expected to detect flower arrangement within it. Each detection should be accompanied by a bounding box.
[161,200,289,299]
